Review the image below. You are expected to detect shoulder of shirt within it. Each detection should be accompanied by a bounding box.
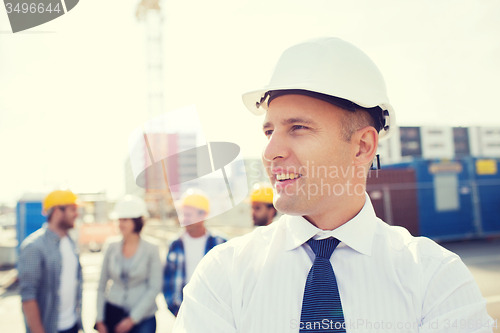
[166,232,183,248]
[102,235,159,254]
[20,228,48,251]
[374,218,459,263]
[103,235,159,245]
[206,228,228,242]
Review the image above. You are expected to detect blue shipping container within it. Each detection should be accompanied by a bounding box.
[16,195,45,250]
[383,157,500,240]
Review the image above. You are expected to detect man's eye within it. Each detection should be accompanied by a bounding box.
[293,125,308,131]
[264,130,273,136]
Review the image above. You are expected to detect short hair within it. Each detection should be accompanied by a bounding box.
[46,207,54,221]
[266,203,278,217]
[132,216,144,233]
[47,206,66,222]
[339,108,378,142]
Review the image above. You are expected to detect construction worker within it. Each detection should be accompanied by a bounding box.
[18,190,83,333]
[172,38,494,332]
[163,189,226,317]
[95,195,162,333]
[249,183,276,227]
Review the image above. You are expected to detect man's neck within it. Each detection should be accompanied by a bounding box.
[186,227,206,238]
[304,193,366,230]
[47,223,68,238]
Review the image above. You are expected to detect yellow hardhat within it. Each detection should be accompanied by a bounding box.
[181,189,210,213]
[250,183,274,204]
[43,190,78,214]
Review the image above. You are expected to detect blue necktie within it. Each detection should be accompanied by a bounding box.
[300,237,345,332]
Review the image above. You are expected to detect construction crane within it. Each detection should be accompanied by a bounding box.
[136,0,164,120]
[136,0,161,20]
[135,0,177,225]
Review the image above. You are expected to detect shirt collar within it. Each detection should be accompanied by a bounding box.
[44,226,61,243]
[284,192,377,256]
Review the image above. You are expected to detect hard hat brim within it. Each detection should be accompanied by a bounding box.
[242,88,271,116]
[242,87,396,141]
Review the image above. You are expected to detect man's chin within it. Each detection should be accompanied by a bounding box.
[63,221,75,230]
[274,199,306,216]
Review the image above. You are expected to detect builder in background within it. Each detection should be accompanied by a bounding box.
[250,183,277,227]
[19,190,83,333]
[163,189,226,317]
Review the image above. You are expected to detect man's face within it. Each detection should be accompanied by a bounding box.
[58,204,78,230]
[262,94,353,216]
[181,205,207,228]
[251,202,273,226]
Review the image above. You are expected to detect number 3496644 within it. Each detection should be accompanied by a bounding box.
[5,3,62,14]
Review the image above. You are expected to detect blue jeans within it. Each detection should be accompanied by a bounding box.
[130,316,156,333]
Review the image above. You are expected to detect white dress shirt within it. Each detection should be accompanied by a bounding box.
[173,193,494,332]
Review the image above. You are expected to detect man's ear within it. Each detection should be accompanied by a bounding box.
[352,126,378,167]
[267,207,275,220]
[201,212,209,221]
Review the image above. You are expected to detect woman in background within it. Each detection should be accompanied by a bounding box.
[95,195,162,333]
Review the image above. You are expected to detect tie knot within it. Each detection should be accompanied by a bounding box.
[307,237,340,259]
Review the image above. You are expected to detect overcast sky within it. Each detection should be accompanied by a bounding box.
[0,0,499,203]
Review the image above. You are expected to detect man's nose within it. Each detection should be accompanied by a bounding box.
[262,131,290,163]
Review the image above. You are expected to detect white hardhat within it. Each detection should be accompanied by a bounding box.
[114,195,149,219]
[242,37,395,140]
